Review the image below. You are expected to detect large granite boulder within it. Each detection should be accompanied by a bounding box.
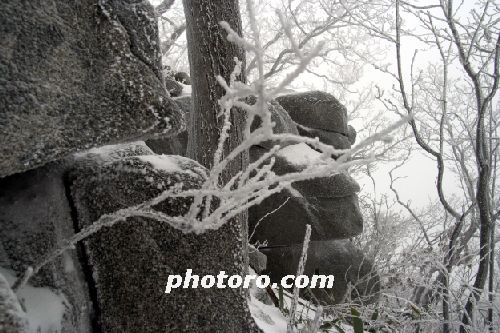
[0,0,183,178]
[276,91,354,151]
[248,145,363,246]
[0,163,94,332]
[69,144,258,332]
[276,91,348,134]
[248,91,363,246]
[262,240,380,304]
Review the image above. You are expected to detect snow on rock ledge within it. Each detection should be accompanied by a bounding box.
[137,155,207,180]
[68,144,256,332]
[73,141,206,179]
[277,143,322,167]
[73,141,155,163]
[249,146,363,245]
[0,270,29,333]
[1,268,66,333]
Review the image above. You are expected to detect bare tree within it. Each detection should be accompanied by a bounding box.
[388,0,500,331]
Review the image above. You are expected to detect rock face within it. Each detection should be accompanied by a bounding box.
[69,145,257,332]
[297,124,351,150]
[262,240,380,304]
[276,91,352,150]
[249,91,364,244]
[249,146,363,245]
[146,134,187,156]
[0,140,261,332]
[0,0,183,178]
[0,163,94,332]
[276,91,348,134]
[347,125,357,144]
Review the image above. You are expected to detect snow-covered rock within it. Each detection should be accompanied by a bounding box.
[249,146,363,245]
[68,146,256,332]
[276,91,349,135]
[248,279,288,332]
[73,141,155,164]
[0,0,183,178]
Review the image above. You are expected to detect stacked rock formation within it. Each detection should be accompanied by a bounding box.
[250,91,379,304]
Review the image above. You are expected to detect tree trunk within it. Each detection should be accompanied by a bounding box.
[182,0,257,331]
[184,0,247,170]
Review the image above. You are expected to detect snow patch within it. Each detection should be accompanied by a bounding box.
[247,270,288,333]
[138,155,207,179]
[138,155,184,173]
[277,143,322,166]
[248,295,288,333]
[0,267,68,333]
[73,141,150,160]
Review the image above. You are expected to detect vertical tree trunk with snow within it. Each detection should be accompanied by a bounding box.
[182,0,257,331]
[183,0,247,170]
[183,0,250,269]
